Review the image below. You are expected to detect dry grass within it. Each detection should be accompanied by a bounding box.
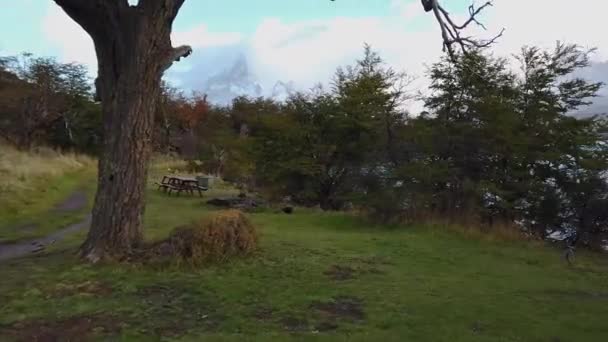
[0,144,95,214]
[148,209,258,266]
[426,220,531,243]
[0,144,93,193]
[149,153,189,175]
[397,209,531,243]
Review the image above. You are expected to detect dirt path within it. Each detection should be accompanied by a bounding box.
[0,189,91,262]
[53,190,88,212]
[0,215,91,262]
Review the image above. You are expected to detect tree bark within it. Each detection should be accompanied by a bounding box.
[54,0,191,262]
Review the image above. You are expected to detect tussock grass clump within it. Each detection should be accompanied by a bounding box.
[152,210,258,265]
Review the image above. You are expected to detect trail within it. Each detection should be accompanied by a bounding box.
[0,215,90,261]
[53,190,88,212]
[0,189,91,262]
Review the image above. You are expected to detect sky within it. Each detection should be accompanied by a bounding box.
[1,0,608,112]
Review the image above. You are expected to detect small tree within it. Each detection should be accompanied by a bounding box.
[253,46,409,209]
[0,53,94,149]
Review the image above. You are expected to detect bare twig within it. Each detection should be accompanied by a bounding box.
[430,0,504,60]
[330,0,503,60]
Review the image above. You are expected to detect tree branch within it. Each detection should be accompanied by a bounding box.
[161,45,193,73]
[139,0,187,22]
[53,0,127,36]
[331,0,503,60]
[430,0,504,60]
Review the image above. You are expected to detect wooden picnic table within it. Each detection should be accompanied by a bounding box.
[156,175,208,197]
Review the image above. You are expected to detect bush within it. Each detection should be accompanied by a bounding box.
[150,210,258,265]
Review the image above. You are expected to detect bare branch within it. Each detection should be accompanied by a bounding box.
[430,3,456,58]
[330,0,504,60]
[446,1,494,30]
[430,0,504,60]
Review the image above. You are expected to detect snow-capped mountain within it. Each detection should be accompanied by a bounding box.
[200,54,295,106]
[202,54,263,105]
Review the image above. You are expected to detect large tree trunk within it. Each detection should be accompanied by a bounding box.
[54,0,191,262]
[80,53,160,261]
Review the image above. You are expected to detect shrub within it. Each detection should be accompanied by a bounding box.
[150,210,258,266]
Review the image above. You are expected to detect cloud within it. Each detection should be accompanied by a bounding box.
[465,0,608,61]
[240,0,608,111]
[42,4,243,76]
[42,4,97,71]
[248,15,441,90]
[40,0,608,113]
[172,25,243,49]
[391,0,427,23]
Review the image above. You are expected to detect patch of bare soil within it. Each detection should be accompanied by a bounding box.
[324,265,357,281]
[348,255,395,265]
[0,215,91,262]
[47,280,112,298]
[310,296,365,322]
[324,264,386,281]
[470,321,484,334]
[253,306,275,321]
[0,314,121,342]
[315,320,339,332]
[279,316,309,332]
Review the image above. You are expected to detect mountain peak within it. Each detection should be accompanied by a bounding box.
[200,55,295,105]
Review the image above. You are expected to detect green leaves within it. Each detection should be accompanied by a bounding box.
[250,45,410,209]
[394,44,607,236]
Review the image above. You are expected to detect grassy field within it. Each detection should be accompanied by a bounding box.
[0,162,607,341]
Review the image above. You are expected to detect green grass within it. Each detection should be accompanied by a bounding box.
[0,143,96,242]
[0,169,96,243]
[1,171,607,341]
